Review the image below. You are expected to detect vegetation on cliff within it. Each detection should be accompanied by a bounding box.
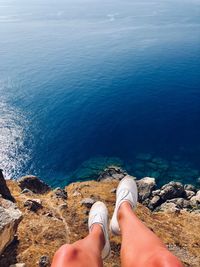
[0,168,199,267]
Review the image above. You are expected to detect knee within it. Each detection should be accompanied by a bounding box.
[148,250,183,267]
[55,244,79,261]
[162,255,183,267]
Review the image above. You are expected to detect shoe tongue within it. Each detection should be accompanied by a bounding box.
[117,189,134,206]
[118,188,130,199]
[91,213,103,224]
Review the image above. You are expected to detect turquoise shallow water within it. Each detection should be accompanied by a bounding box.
[0,0,200,186]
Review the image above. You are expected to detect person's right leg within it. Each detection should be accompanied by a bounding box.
[51,201,110,267]
[51,224,104,267]
[118,202,183,267]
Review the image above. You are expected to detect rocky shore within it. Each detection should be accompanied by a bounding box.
[0,167,200,267]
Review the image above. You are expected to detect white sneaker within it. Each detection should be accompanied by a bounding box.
[88,201,110,259]
[110,175,138,235]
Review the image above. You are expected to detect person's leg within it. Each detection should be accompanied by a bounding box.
[51,224,104,267]
[119,202,183,267]
[51,201,110,267]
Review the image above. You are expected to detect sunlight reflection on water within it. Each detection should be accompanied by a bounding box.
[0,101,32,179]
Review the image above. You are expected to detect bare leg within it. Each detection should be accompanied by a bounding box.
[119,202,183,267]
[51,224,104,267]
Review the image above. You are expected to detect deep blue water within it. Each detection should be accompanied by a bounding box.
[0,0,200,187]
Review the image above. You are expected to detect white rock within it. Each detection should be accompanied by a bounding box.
[81,198,95,208]
[0,198,22,255]
[136,177,156,202]
[10,264,26,267]
[190,190,200,208]
[156,202,180,213]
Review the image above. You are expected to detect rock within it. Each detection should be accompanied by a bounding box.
[21,188,33,195]
[53,188,68,200]
[148,195,162,210]
[83,218,88,224]
[142,198,150,206]
[190,191,200,208]
[84,210,89,216]
[81,198,95,208]
[72,191,81,197]
[156,202,180,213]
[168,198,192,209]
[160,182,184,201]
[38,255,50,267]
[24,199,42,212]
[97,166,127,181]
[136,177,156,202]
[110,188,116,193]
[111,173,125,180]
[10,264,26,267]
[184,184,196,193]
[0,169,15,202]
[151,189,161,196]
[58,204,68,211]
[18,176,51,194]
[184,190,195,200]
[44,212,53,218]
[0,197,22,254]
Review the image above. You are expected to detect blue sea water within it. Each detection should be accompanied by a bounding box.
[0,0,200,187]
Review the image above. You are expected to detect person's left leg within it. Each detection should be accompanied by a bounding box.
[51,224,104,267]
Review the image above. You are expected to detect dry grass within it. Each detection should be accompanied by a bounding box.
[0,180,199,267]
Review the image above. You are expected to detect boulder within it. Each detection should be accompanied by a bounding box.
[53,188,68,200]
[168,198,191,209]
[0,169,15,202]
[136,177,156,202]
[151,189,161,197]
[18,176,51,194]
[81,198,95,208]
[148,195,162,210]
[190,191,200,208]
[156,202,180,213]
[98,166,127,181]
[184,190,195,200]
[24,199,42,212]
[0,197,22,255]
[184,184,197,193]
[159,182,184,201]
[38,255,50,267]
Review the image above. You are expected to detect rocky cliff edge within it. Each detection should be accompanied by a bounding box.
[0,167,199,267]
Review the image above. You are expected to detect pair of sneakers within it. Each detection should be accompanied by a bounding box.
[88,176,138,259]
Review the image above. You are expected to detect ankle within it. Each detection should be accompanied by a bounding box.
[91,224,105,248]
[117,201,132,221]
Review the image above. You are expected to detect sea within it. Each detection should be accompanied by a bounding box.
[0,0,200,187]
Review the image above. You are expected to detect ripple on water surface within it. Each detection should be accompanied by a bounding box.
[0,101,33,179]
